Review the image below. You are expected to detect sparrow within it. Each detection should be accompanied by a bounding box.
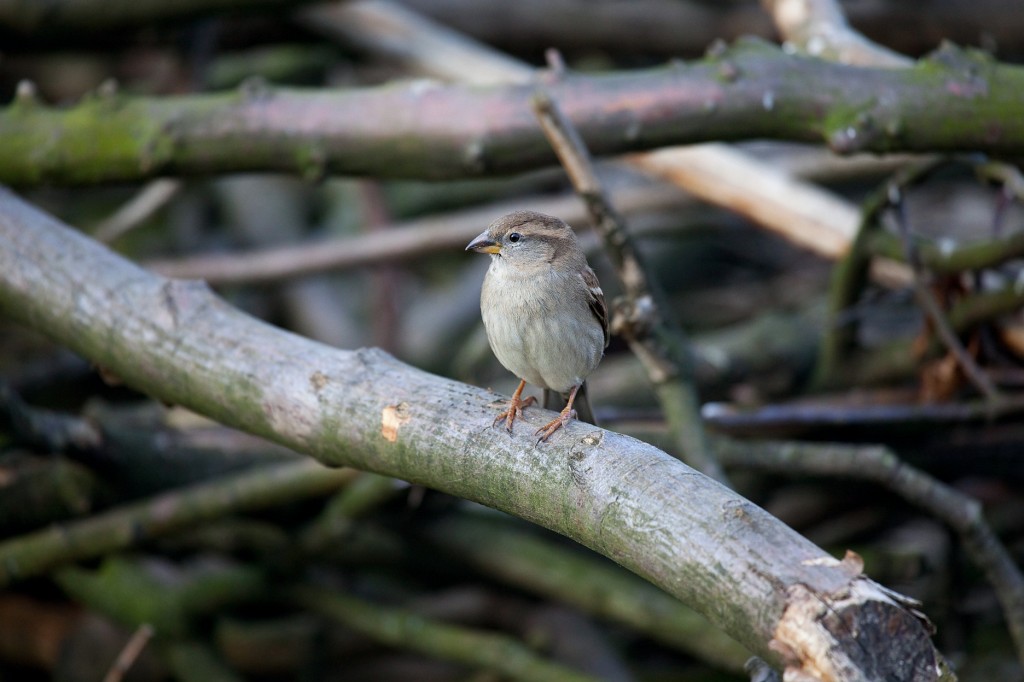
[466,210,608,442]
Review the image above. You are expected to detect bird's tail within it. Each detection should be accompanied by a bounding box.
[543,382,597,426]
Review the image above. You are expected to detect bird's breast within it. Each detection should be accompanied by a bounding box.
[480,263,604,392]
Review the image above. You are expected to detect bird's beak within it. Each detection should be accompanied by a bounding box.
[466,231,501,254]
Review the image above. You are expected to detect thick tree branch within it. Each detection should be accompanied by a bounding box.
[1,40,1022,186]
[310,0,906,289]
[0,187,945,679]
[715,438,1024,666]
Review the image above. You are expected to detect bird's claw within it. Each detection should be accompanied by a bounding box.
[535,408,577,444]
[492,395,536,434]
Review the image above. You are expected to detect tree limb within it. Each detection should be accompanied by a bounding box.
[715,438,1024,666]
[0,186,946,678]
[2,40,1022,186]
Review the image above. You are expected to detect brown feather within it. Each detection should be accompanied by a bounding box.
[580,267,609,348]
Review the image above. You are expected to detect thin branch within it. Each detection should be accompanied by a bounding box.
[102,623,155,682]
[811,160,942,390]
[703,393,1024,434]
[93,179,181,244]
[532,85,727,484]
[867,227,1024,276]
[146,184,688,284]
[890,183,1002,402]
[629,143,858,259]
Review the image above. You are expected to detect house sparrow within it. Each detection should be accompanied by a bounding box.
[466,210,608,441]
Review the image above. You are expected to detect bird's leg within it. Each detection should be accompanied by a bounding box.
[535,384,581,443]
[494,379,536,434]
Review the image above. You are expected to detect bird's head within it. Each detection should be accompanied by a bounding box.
[465,210,579,268]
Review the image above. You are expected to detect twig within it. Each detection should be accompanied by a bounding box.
[92,179,181,244]
[102,623,155,682]
[0,381,102,452]
[812,160,943,390]
[867,227,1024,276]
[629,143,859,258]
[890,183,1002,402]
[703,393,1024,434]
[714,438,1024,667]
[976,161,1024,203]
[356,180,402,351]
[531,83,728,483]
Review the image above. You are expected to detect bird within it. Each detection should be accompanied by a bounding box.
[466,210,608,442]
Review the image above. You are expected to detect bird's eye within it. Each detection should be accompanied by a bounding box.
[508,232,522,243]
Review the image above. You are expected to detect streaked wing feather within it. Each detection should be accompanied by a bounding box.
[580,267,609,347]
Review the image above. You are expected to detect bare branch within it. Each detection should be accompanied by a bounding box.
[314,0,907,286]
[762,0,911,67]
[144,184,688,284]
[93,179,182,244]
[297,0,529,85]
[2,41,1022,185]
[630,144,859,259]
[102,624,155,682]
[890,183,1001,402]
[0,187,944,679]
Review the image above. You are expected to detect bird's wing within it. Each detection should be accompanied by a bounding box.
[580,266,609,348]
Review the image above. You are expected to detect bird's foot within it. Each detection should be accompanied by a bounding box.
[535,407,577,443]
[493,394,536,434]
